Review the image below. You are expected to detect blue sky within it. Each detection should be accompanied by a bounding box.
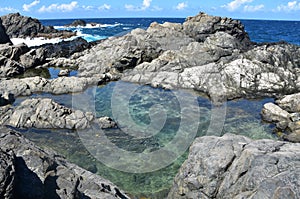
[0,0,299,20]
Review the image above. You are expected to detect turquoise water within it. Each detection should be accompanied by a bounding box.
[18,81,276,198]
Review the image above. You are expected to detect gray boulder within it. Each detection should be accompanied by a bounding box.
[168,134,300,199]
[0,128,130,199]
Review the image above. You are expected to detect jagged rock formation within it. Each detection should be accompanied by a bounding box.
[44,12,299,103]
[168,134,300,199]
[0,128,129,199]
[0,13,75,39]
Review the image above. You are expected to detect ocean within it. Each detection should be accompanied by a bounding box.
[39,17,300,45]
[18,17,299,198]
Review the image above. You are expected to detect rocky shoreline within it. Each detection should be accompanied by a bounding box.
[0,11,299,198]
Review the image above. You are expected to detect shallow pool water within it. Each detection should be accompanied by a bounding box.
[18,81,276,198]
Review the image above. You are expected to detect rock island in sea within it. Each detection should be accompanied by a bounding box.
[0,11,299,198]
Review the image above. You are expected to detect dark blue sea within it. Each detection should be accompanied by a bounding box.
[40,18,300,45]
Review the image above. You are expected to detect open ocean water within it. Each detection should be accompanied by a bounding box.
[21,17,299,198]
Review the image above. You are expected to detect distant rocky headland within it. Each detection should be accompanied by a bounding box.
[0,12,299,198]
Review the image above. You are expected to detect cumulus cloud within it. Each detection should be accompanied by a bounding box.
[23,0,40,12]
[98,4,111,11]
[38,1,78,13]
[222,0,253,11]
[176,2,188,10]
[125,0,152,11]
[244,4,264,12]
[276,1,300,12]
[0,7,19,13]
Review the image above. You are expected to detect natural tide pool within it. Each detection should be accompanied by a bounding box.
[15,81,276,198]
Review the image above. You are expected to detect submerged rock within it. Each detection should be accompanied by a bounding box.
[0,128,130,199]
[168,134,300,199]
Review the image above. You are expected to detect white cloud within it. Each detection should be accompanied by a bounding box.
[23,0,40,12]
[98,4,111,11]
[176,2,188,10]
[244,4,264,12]
[276,1,300,12]
[38,1,78,13]
[125,0,152,11]
[82,5,94,11]
[222,0,253,11]
[0,7,19,13]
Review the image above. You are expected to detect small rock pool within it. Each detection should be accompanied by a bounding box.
[15,81,276,198]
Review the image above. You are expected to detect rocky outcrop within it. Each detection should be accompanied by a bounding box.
[60,12,300,102]
[0,98,93,129]
[0,13,75,39]
[168,134,300,199]
[262,93,300,142]
[0,19,11,44]
[0,76,112,98]
[66,19,87,27]
[0,128,129,199]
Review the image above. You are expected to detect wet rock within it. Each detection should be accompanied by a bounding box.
[66,19,87,27]
[0,98,93,129]
[0,128,130,199]
[168,134,300,199]
[0,13,75,39]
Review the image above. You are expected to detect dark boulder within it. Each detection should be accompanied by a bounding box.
[66,19,87,27]
[0,19,11,44]
[0,13,75,39]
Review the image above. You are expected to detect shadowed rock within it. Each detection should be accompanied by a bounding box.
[0,128,130,199]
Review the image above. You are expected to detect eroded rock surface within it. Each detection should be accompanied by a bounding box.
[0,128,130,199]
[168,134,300,199]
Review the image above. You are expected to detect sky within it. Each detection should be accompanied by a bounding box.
[0,0,299,20]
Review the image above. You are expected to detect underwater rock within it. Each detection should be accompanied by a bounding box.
[168,133,300,199]
[0,128,130,199]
